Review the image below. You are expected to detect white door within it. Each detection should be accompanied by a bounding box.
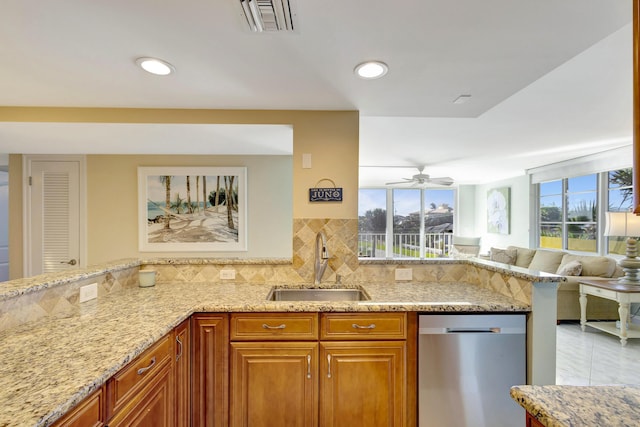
[26,156,84,276]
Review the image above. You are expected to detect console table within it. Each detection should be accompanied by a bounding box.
[579,279,640,346]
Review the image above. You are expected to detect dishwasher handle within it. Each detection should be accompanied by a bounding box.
[447,327,501,333]
[419,326,524,335]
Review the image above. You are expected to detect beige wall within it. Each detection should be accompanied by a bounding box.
[4,108,359,278]
[88,155,292,263]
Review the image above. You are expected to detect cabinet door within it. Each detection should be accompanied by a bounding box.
[108,362,173,427]
[174,319,190,427]
[320,341,406,427]
[51,386,105,427]
[192,314,229,427]
[230,342,319,427]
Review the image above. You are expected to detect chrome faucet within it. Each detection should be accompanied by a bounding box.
[314,231,330,284]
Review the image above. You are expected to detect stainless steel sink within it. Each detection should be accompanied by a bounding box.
[266,287,370,302]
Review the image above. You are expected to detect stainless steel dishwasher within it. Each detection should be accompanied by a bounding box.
[418,314,526,427]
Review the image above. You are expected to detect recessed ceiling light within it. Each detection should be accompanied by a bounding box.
[135,57,175,76]
[354,61,388,79]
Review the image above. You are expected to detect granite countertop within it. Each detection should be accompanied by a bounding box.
[0,280,527,427]
[510,385,640,427]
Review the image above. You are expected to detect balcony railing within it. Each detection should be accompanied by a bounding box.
[358,232,453,258]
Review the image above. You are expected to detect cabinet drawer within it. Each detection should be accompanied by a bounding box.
[230,313,318,340]
[321,313,407,340]
[584,286,617,300]
[52,386,105,427]
[107,333,173,415]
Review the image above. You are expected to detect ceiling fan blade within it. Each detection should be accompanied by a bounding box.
[385,180,414,185]
[428,177,454,186]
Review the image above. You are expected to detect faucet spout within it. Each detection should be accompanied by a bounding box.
[314,231,329,284]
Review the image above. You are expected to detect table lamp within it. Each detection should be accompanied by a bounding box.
[604,211,640,285]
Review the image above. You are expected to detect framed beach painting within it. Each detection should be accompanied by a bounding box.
[138,166,247,252]
[487,186,510,235]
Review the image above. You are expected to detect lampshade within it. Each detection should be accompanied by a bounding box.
[604,212,640,237]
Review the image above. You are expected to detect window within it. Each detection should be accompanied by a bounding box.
[566,174,597,252]
[539,180,563,250]
[358,189,387,257]
[607,168,633,255]
[537,168,632,255]
[358,188,455,258]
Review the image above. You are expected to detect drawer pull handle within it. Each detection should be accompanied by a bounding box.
[352,323,376,329]
[262,323,286,330]
[137,357,156,375]
[176,335,183,361]
[307,354,312,379]
[327,354,332,379]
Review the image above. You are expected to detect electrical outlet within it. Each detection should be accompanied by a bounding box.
[220,269,236,280]
[79,283,98,303]
[395,268,413,281]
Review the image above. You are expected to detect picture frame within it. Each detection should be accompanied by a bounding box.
[487,186,510,235]
[138,166,247,252]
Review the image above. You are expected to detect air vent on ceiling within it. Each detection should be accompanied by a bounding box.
[239,0,296,32]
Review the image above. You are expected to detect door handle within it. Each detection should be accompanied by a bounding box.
[61,259,77,266]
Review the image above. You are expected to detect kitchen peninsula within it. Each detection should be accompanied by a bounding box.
[0,257,556,426]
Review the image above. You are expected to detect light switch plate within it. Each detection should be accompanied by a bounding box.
[220,269,236,280]
[395,268,413,281]
[79,283,98,303]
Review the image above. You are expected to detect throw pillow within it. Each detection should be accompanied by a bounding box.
[556,260,582,276]
[507,246,536,268]
[559,254,616,278]
[490,247,517,265]
[528,249,566,274]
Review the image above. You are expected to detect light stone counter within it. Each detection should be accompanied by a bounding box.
[0,280,527,427]
[510,385,640,427]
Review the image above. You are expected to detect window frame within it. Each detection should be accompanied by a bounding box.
[358,187,457,259]
[534,168,633,256]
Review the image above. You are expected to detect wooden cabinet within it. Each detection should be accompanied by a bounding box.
[51,386,105,427]
[174,318,191,427]
[52,311,417,427]
[108,361,174,427]
[230,342,319,427]
[229,312,414,427]
[192,313,229,427]
[319,313,409,427]
[526,412,545,427]
[229,313,319,427]
[319,341,405,427]
[106,332,175,426]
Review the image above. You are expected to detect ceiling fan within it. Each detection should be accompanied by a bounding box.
[385,166,454,187]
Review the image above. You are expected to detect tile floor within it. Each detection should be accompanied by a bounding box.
[556,321,640,385]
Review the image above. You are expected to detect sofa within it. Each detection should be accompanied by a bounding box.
[489,246,623,321]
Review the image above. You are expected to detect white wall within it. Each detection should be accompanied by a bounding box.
[469,175,532,254]
[456,185,476,236]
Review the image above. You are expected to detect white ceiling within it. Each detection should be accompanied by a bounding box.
[0,0,633,185]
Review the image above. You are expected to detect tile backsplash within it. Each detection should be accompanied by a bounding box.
[0,217,537,332]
